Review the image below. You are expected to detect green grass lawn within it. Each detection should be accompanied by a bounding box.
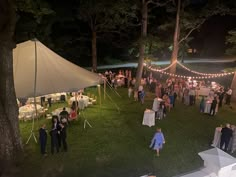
[19,87,236,177]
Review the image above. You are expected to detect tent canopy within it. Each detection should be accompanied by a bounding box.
[198,148,236,168]
[13,40,103,98]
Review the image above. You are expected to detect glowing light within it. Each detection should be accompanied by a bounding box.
[147,65,235,79]
[176,61,235,76]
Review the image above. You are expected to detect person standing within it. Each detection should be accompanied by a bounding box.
[210,97,217,116]
[47,97,52,107]
[199,96,205,113]
[50,117,60,154]
[152,96,161,119]
[60,123,68,152]
[218,89,225,108]
[39,124,47,156]
[59,107,69,124]
[128,86,133,98]
[220,123,233,151]
[225,88,232,105]
[139,90,145,104]
[138,84,144,101]
[134,89,138,101]
[149,128,165,156]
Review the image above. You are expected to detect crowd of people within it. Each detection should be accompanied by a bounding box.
[36,69,234,158]
[39,108,69,156]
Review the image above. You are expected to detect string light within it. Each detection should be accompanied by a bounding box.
[177,60,235,76]
[147,65,235,79]
[151,60,177,71]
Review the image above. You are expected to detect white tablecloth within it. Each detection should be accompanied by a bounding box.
[52,107,71,116]
[69,95,89,108]
[211,127,222,147]
[204,101,212,113]
[19,104,43,119]
[142,109,155,127]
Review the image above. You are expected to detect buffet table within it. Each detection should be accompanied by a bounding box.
[142,109,155,127]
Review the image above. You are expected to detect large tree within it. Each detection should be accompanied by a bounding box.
[0,0,53,175]
[226,29,236,102]
[0,0,23,175]
[135,0,170,88]
[170,0,230,73]
[226,29,236,55]
[77,0,137,72]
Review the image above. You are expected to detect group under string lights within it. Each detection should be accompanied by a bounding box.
[146,60,235,79]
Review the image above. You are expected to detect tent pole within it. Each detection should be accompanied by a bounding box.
[75,92,78,119]
[97,85,101,107]
[104,79,106,100]
[26,39,38,144]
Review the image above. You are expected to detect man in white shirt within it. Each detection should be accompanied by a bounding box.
[152,97,161,119]
[226,88,232,105]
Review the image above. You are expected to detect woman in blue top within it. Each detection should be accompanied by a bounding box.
[199,96,205,113]
[150,128,165,156]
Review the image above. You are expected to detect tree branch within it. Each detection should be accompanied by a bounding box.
[147,0,172,7]
[178,18,206,45]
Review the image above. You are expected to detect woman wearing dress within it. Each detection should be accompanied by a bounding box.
[150,128,165,156]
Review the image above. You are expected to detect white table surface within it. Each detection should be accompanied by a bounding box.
[142,109,155,127]
[204,101,212,114]
[212,127,222,147]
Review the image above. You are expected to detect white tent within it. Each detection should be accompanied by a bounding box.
[13,39,103,98]
[178,148,236,177]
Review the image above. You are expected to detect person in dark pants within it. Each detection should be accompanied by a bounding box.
[225,88,232,105]
[60,123,68,152]
[39,124,47,155]
[220,123,233,151]
[173,91,177,107]
[218,90,225,108]
[40,97,45,107]
[47,97,52,107]
[210,97,217,116]
[50,128,59,154]
[50,117,61,154]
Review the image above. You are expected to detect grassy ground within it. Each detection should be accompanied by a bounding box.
[19,87,236,177]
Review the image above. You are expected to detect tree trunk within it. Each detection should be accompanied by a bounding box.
[231,73,236,102]
[170,0,181,74]
[0,0,23,175]
[135,0,148,88]
[91,31,97,72]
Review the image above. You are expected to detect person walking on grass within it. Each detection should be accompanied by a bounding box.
[128,86,133,98]
[139,89,145,104]
[149,128,165,156]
